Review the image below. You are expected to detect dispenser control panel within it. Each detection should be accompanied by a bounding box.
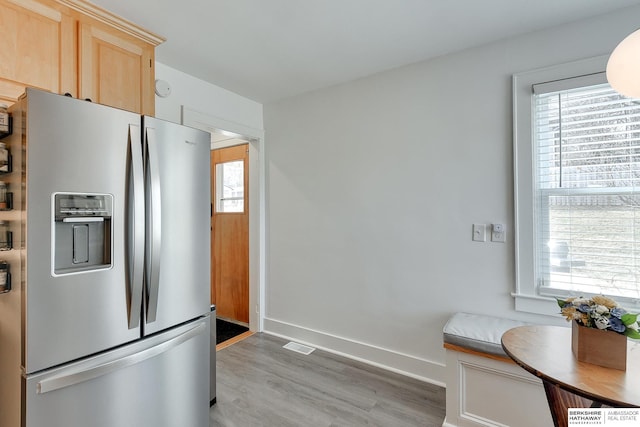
[55,194,112,219]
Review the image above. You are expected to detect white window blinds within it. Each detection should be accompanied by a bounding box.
[533,75,640,301]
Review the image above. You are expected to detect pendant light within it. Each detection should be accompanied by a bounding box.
[607,29,640,98]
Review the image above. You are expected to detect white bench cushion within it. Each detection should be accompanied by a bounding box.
[443,312,531,357]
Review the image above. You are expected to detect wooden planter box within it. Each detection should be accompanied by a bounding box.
[571,321,627,370]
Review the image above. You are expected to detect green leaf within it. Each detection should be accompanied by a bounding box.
[556,298,567,308]
[624,328,640,340]
[622,313,638,326]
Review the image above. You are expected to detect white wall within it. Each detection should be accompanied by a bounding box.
[154,62,263,131]
[262,6,640,385]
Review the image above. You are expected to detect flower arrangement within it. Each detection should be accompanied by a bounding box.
[556,295,640,339]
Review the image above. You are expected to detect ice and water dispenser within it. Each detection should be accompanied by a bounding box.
[53,193,113,275]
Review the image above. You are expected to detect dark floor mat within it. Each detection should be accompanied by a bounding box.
[216,318,249,344]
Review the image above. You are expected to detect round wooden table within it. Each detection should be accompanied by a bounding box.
[501,325,640,427]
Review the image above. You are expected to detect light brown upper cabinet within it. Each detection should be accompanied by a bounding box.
[0,0,75,103]
[0,0,163,115]
[78,19,155,115]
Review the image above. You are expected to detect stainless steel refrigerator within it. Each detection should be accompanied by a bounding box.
[0,88,211,427]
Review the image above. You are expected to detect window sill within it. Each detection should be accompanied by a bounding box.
[513,291,640,318]
[513,293,560,317]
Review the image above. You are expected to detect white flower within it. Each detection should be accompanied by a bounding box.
[628,322,639,331]
[573,297,589,306]
[594,315,610,329]
[595,305,609,315]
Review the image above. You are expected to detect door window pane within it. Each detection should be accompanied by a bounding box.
[216,160,244,213]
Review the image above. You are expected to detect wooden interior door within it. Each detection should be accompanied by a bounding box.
[211,144,249,324]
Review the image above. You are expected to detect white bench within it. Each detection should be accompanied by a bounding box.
[442,313,553,427]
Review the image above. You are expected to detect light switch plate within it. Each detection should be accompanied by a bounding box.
[473,224,486,242]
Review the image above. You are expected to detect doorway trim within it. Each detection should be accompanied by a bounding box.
[181,106,265,332]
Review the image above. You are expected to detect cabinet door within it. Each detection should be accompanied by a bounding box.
[0,0,75,103]
[79,21,155,115]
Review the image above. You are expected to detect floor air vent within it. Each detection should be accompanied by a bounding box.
[283,341,315,355]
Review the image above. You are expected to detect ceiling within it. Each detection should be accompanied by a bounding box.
[89,0,640,104]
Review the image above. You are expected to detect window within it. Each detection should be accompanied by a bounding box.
[514,56,640,315]
[215,160,244,213]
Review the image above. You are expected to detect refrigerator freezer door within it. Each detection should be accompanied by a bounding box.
[143,117,210,335]
[24,317,210,427]
[23,89,142,373]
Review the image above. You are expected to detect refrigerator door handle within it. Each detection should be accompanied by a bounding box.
[145,127,162,322]
[128,124,145,329]
[36,321,206,394]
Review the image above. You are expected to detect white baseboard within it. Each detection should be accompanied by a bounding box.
[263,317,446,387]
[442,417,456,427]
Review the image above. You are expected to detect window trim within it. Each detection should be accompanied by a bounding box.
[512,55,623,316]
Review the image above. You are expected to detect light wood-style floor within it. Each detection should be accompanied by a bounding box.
[210,333,445,426]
